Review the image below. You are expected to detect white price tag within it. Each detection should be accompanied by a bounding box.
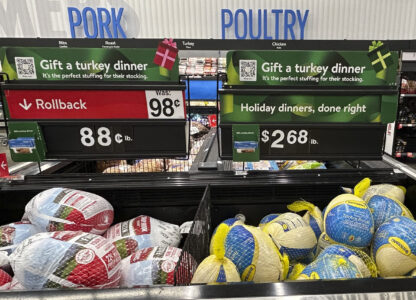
[179,221,193,234]
[145,90,185,119]
[402,52,416,61]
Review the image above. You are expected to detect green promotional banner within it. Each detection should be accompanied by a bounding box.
[0,47,179,82]
[232,124,260,162]
[226,48,398,87]
[221,94,397,124]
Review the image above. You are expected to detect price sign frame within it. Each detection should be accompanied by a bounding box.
[39,119,187,159]
[1,80,189,160]
[217,49,399,161]
[220,123,386,160]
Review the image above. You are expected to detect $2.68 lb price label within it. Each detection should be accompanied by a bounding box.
[258,124,385,159]
[216,124,385,160]
[261,128,314,155]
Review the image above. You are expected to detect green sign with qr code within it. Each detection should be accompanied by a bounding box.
[226,50,398,87]
[0,47,178,82]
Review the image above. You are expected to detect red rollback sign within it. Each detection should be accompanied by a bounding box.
[5,90,186,120]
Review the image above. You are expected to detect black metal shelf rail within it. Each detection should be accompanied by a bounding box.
[0,38,414,51]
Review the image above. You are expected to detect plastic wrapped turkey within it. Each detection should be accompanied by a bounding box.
[10,231,121,289]
[0,269,12,290]
[104,215,182,259]
[0,221,40,254]
[24,188,114,234]
[0,221,41,271]
[120,246,196,287]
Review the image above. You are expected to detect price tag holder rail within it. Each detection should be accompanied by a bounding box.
[219,85,398,95]
[1,80,185,91]
[220,123,386,161]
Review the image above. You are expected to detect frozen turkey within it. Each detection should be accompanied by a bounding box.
[104,215,182,259]
[24,188,114,234]
[10,231,121,289]
[120,246,196,287]
[0,221,40,254]
[0,269,12,290]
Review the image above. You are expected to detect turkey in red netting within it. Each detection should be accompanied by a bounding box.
[24,188,114,234]
[10,231,121,289]
[0,269,11,290]
[0,221,40,254]
[120,246,196,287]
[104,215,182,259]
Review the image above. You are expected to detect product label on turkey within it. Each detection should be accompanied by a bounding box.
[131,246,181,264]
[74,233,97,246]
[101,248,121,278]
[52,189,72,204]
[368,196,404,229]
[373,217,416,256]
[161,260,176,273]
[388,237,411,256]
[105,222,127,241]
[224,226,256,278]
[75,249,95,265]
[301,255,361,279]
[164,246,181,260]
[325,203,374,247]
[276,216,306,232]
[72,233,120,278]
[51,231,80,242]
[131,247,154,263]
[0,226,15,247]
[4,89,186,120]
[133,216,151,235]
[56,190,109,220]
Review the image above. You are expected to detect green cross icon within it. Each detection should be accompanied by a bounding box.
[372,51,391,69]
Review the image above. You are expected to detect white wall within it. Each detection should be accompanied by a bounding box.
[0,0,415,39]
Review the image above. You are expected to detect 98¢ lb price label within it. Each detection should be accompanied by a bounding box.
[145,90,185,119]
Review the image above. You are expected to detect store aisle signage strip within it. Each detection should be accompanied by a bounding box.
[4,90,186,120]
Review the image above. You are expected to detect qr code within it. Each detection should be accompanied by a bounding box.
[15,57,37,79]
[239,60,257,81]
